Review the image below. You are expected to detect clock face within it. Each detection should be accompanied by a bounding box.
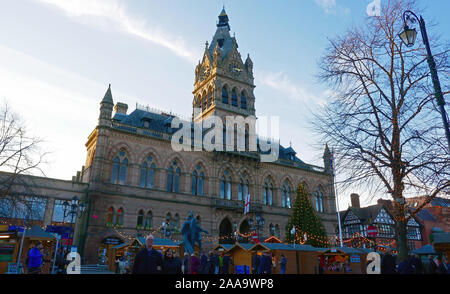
[228,62,242,77]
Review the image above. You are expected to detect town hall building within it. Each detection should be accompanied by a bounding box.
[0,9,338,264]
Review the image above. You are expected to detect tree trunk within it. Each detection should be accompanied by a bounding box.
[396,220,408,262]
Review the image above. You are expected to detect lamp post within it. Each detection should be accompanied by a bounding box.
[248,214,265,241]
[399,10,450,150]
[62,196,86,252]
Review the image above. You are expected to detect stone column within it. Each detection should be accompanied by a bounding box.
[43,197,55,227]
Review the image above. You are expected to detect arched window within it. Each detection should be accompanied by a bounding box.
[167,160,181,193]
[140,155,156,189]
[275,225,280,238]
[240,91,247,109]
[220,170,232,200]
[173,213,180,230]
[145,211,153,229]
[222,86,229,104]
[315,187,324,212]
[270,224,276,236]
[231,89,238,107]
[238,174,249,201]
[264,178,274,206]
[116,207,124,226]
[191,165,205,196]
[137,210,144,228]
[107,207,115,225]
[111,150,128,185]
[282,181,292,208]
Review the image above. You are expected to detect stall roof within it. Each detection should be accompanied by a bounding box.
[214,244,234,251]
[18,226,57,240]
[112,242,130,250]
[411,244,437,255]
[432,232,450,245]
[136,237,181,247]
[229,243,254,251]
[249,242,317,252]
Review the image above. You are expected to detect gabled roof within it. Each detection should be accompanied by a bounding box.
[416,208,438,222]
[432,232,450,245]
[342,204,385,225]
[136,236,180,247]
[430,197,450,207]
[411,244,436,255]
[18,225,57,240]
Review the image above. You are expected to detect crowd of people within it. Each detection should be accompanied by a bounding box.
[379,248,449,274]
[132,235,236,274]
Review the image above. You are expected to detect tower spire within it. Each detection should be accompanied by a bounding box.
[217,7,230,30]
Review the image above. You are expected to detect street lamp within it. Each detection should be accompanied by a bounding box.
[248,214,265,240]
[62,196,86,251]
[399,10,450,150]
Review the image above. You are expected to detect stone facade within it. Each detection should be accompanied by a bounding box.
[76,9,338,263]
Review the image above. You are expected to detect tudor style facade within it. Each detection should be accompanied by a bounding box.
[75,9,338,263]
[340,194,423,251]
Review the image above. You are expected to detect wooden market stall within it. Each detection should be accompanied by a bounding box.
[117,236,181,272]
[318,247,366,274]
[249,243,320,274]
[226,243,254,274]
[0,230,20,274]
[16,226,57,274]
[431,231,450,258]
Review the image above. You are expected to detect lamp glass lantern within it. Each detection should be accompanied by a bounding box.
[399,26,417,47]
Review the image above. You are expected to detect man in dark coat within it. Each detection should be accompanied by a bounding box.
[397,256,413,274]
[381,248,396,274]
[132,235,163,274]
[258,252,272,274]
[211,250,220,274]
[222,252,233,274]
[425,255,437,274]
[199,252,208,274]
[252,254,261,274]
[409,254,423,274]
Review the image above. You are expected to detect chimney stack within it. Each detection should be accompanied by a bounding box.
[350,193,360,208]
[114,102,128,115]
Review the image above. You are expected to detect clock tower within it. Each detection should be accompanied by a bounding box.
[193,8,256,123]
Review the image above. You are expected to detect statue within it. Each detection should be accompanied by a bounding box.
[181,211,208,255]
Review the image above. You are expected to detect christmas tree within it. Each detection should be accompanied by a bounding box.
[285,184,329,247]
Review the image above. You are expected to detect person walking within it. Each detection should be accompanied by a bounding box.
[436,256,448,274]
[258,252,272,274]
[162,248,182,274]
[190,252,200,274]
[182,252,190,274]
[212,250,220,274]
[252,253,261,274]
[132,235,163,274]
[280,254,287,274]
[397,256,413,274]
[381,248,396,274]
[222,252,233,274]
[409,254,423,274]
[199,252,208,274]
[425,255,437,274]
[26,242,43,274]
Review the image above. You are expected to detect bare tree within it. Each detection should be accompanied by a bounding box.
[312,0,450,260]
[0,101,48,221]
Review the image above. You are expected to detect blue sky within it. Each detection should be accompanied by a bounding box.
[0,0,448,208]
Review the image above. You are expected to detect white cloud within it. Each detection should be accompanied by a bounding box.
[35,0,199,64]
[257,71,318,103]
[315,0,337,14]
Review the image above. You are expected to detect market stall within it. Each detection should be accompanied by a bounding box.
[318,247,366,274]
[225,243,253,274]
[249,243,320,274]
[16,226,57,274]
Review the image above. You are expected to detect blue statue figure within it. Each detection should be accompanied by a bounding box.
[181,211,208,255]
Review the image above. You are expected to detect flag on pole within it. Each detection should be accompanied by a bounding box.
[244,194,251,214]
